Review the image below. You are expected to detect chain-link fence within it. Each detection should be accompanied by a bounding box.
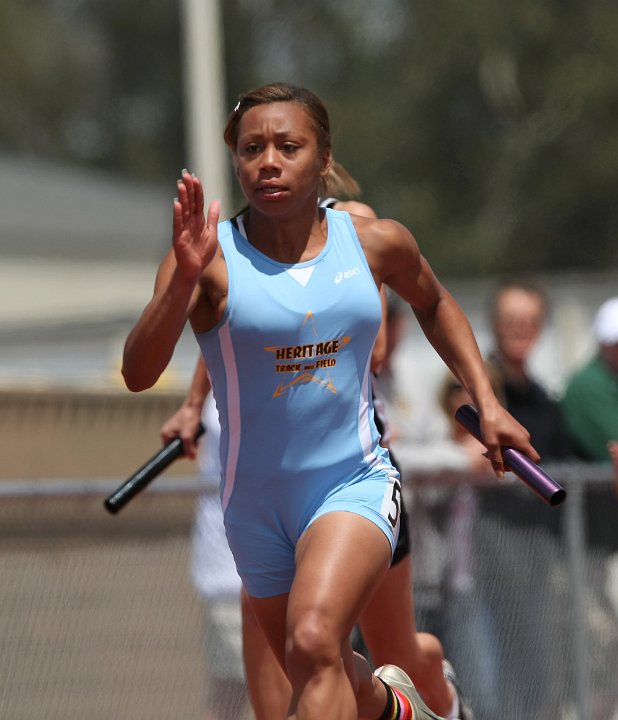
[1,466,616,720]
[408,465,617,720]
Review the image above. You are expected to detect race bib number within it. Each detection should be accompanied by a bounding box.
[382,475,402,529]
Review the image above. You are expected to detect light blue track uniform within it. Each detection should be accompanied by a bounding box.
[195,209,401,598]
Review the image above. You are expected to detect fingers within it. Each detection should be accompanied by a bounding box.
[483,439,505,478]
[161,410,201,459]
[509,418,540,464]
[182,169,195,208]
[206,199,221,229]
[192,174,205,216]
[177,169,198,220]
[180,422,202,460]
[172,170,219,270]
[480,408,541,478]
[172,198,183,238]
[175,170,212,226]
[181,436,198,460]
[476,411,504,479]
[160,428,175,446]
[524,439,541,464]
[177,173,191,221]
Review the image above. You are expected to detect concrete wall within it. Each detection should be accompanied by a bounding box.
[0,386,196,480]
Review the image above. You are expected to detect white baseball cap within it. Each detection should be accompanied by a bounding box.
[593,297,618,345]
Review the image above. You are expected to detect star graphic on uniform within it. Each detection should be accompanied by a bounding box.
[264,311,350,398]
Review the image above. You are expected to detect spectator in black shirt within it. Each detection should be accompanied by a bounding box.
[478,279,571,719]
[483,279,571,531]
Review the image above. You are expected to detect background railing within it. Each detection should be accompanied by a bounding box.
[0,467,615,720]
[406,465,617,720]
[0,386,191,479]
[0,485,204,720]
[1,386,615,719]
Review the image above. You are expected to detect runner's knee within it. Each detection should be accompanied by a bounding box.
[286,609,342,680]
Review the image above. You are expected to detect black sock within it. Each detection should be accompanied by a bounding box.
[376,676,398,720]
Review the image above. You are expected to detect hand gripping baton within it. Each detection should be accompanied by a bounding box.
[455,404,566,506]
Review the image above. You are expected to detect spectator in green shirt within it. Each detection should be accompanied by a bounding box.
[561,296,618,552]
[562,296,618,462]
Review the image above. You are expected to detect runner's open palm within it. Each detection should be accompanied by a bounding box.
[172,170,220,281]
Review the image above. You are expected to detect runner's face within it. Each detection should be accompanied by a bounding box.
[233,102,329,213]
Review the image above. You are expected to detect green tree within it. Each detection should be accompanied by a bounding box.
[221,0,618,275]
[0,0,183,179]
[2,0,617,275]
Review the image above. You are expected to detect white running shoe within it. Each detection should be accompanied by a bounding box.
[374,664,444,719]
[442,659,475,720]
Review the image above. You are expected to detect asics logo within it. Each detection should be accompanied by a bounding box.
[334,267,360,284]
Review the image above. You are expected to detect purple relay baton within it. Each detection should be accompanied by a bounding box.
[455,404,567,506]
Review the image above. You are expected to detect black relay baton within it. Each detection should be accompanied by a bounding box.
[104,423,205,514]
[455,404,566,507]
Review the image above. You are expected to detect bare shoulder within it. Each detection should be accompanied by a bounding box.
[333,199,377,219]
[351,215,420,265]
[349,215,442,309]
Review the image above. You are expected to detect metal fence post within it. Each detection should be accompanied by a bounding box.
[564,470,589,719]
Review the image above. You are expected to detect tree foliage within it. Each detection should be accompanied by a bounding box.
[0,0,183,178]
[1,0,617,276]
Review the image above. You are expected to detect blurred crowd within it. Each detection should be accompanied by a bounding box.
[382,283,618,719]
